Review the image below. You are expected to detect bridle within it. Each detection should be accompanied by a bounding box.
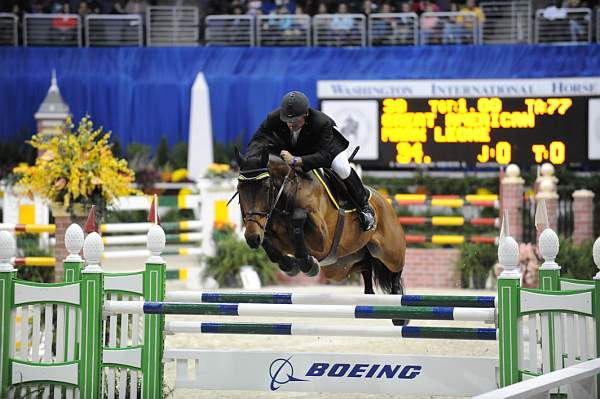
[236,167,292,231]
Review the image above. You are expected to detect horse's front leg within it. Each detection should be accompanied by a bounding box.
[262,237,299,276]
[291,208,319,277]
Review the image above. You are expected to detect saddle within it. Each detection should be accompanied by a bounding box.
[312,168,355,211]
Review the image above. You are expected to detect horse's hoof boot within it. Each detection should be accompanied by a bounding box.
[279,257,300,276]
[306,256,320,277]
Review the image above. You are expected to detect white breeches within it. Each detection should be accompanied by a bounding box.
[331,150,351,179]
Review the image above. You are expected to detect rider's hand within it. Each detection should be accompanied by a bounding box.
[280,150,294,165]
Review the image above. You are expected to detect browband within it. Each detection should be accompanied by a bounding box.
[238,170,270,181]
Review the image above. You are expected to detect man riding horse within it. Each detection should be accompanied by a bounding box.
[245,91,376,232]
[237,92,407,323]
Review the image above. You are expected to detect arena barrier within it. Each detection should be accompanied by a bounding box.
[1,218,600,397]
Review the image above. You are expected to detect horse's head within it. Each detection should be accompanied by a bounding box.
[235,150,275,249]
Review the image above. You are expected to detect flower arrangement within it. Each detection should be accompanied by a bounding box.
[204,163,236,179]
[13,116,139,215]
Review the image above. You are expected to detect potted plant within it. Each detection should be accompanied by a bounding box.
[12,115,138,280]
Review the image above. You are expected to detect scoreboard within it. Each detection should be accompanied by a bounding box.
[318,78,600,169]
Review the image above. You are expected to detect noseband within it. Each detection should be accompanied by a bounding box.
[238,167,292,231]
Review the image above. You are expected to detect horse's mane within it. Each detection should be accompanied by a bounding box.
[267,154,290,177]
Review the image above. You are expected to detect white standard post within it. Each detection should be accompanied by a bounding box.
[83,232,104,274]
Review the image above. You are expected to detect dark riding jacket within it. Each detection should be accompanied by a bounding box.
[246,107,349,171]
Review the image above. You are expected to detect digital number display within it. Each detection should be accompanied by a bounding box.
[374,96,587,168]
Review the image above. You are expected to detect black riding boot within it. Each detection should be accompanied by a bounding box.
[343,169,376,231]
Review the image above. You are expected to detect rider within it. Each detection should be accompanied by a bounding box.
[246,91,376,231]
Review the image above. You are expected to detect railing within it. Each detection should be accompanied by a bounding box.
[205,15,254,46]
[420,11,479,45]
[0,13,17,46]
[535,7,592,44]
[474,358,600,398]
[146,6,199,47]
[85,15,142,47]
[257,14,310,47]
[313,13,366,47]
[480,0,531,44]
[368,13,418,46]
[6,8,598,48]
[23,13,81,47]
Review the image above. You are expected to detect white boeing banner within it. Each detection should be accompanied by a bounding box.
[317,77,600,99]
[166,349,498,396]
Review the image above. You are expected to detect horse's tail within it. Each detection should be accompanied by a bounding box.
[371,256,404,295]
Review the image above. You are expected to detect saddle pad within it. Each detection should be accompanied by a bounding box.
[311,169,371,212]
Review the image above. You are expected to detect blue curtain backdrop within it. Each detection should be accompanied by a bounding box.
[0,45,599,150]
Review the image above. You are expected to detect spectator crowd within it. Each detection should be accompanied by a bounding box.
[1,0,597,45]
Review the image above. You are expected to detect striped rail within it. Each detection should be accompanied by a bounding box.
[13,247,204,266]
[405,234,497,245]
[0,220,203,235]
[165,291,497,308]
[398,216,499,227]
[393,194,499,208]
[165,321,498,340]
[105,301,497,323]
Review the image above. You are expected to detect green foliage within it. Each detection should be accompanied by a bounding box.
[103,209,149,223]
[159,208,195,222]
[0,129,37,182]
[204,228,279,287]
[169,141,188,169]
[457,243,497,289]
[16,234,54,282]
[126,142,152,161]
[213,135,244,165]
[155,136,170,168]
[111,135,123,159]
[556,237,595,279]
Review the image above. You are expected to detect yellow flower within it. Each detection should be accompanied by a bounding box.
[13,115,139,208]
[172,168,188,182]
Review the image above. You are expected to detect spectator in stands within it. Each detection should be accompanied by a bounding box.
[458,0,484,41]
[564,0,586,42]
[331,2,354,33]
[361,0,377,17]
[52,2,77,42]
[396,1,416,44]
[419,0,440,43]
[111,0,127,14]
[246,0,262,16]
[277,5,294,32]
[31,1,46,13]
[125,0,148,16]
[442,2,462,44]
[373,2,407,44]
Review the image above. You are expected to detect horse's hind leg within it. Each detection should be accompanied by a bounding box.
[360,264,375,295]
[390,271,409,326]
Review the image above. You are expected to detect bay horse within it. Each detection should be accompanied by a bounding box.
[235,151,407,325]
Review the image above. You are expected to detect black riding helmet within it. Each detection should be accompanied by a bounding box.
[279,91,309,123]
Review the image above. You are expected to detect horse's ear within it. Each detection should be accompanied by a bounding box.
[260,151,269,167]
[234,146,246,168]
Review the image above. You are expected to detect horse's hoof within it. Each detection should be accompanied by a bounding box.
[279,257,300,276]
[301,256,320,277]
[392,319,410,327]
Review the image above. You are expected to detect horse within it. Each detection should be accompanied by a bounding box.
[235,150,408,325]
